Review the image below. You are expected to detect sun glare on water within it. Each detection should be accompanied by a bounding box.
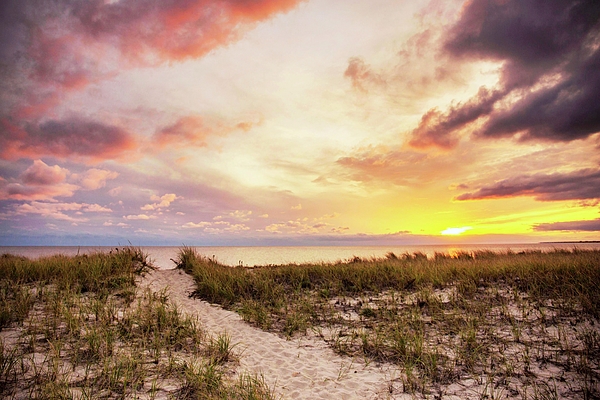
[441,226,473,235]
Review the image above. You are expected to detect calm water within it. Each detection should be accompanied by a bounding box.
[2,243,600,269]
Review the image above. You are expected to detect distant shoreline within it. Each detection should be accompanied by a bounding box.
[540,240,600,243]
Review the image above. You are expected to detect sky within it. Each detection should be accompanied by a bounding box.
[1,0,599,246]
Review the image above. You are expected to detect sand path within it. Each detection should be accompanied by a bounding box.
[140,268,402,400]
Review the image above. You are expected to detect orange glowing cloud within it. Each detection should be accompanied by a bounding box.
[73,0,305,64]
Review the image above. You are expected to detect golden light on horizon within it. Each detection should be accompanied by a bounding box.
[441,226,473,236]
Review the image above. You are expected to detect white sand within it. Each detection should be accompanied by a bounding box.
[140,268,404,400]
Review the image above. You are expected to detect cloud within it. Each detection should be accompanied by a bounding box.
[264,215,347,235]
[476,51,600,142]
[0,182,77,201]
[344,57,386,92]
[0,160,121,201]
[108,187,122,197]
[0,0,303,122]
[335,145,480,187]
[204,222,250,234]
[409,0,600,148]
[183,219,250,233]
[0,117,137,161]
[14,201,111,222]
[182,221,212,229]
[152,115,259,149]
[72,0,304,64]
[0,160,78,200]
[20,159,68,185]
[534,218,600,232]
[140,193,179,211]
[291,204,302,210]
[228,210,252,221]
[153,116,211,149]
[456,168,600,201]
[84,204,112,213]
[74,168,119,190]
[337,147,427,185]
[408,87,504,149]
[343,1,466,111]
[124,214,156,220]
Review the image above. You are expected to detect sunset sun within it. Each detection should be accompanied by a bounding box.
[441,227,473,236]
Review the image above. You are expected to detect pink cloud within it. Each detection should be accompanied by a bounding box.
[1,0,294,166]
[0,160,121,201]
[228,210,253,221]
[124,214,156,220]
[1,182,78,201]
[204,222,250,234]
[264,215,342,235]
[21,159,68,185]
[2,0,304,120]
[99,0,305,63]
[141,193,179,211]
[152,115,260,149]
[343,2,466,112]
[153,116,210,148]
[182,221,212,229]
[75,168,119,190]
[14,201,112,222]
[0,160,78,201]
[344,57,386,92]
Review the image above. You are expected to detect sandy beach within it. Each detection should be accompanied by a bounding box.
[140,268,402,399]
[140,267,541,400]
[2,249,598,399]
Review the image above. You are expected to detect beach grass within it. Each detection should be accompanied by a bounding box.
[0,247,274,399]
[178,247,600,398]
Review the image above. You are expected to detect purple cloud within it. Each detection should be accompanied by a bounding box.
[456,168,600,201]
[0,118,136,161]
[410,0,600,148]
[409,87,504,149]
[20,160,68,186]
[534,218,600,232]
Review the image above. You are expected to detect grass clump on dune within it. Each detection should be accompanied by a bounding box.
[179,247,600,398]
[0,247,275,400]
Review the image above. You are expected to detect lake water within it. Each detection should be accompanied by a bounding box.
[2,243,600,269]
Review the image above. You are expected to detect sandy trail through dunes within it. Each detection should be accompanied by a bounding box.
[140,268,401,400]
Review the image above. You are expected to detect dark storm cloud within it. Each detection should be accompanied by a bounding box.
[410,0,600,148]
[456,168,600,201]
[534,218,600,232]
[477,49,600,142]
